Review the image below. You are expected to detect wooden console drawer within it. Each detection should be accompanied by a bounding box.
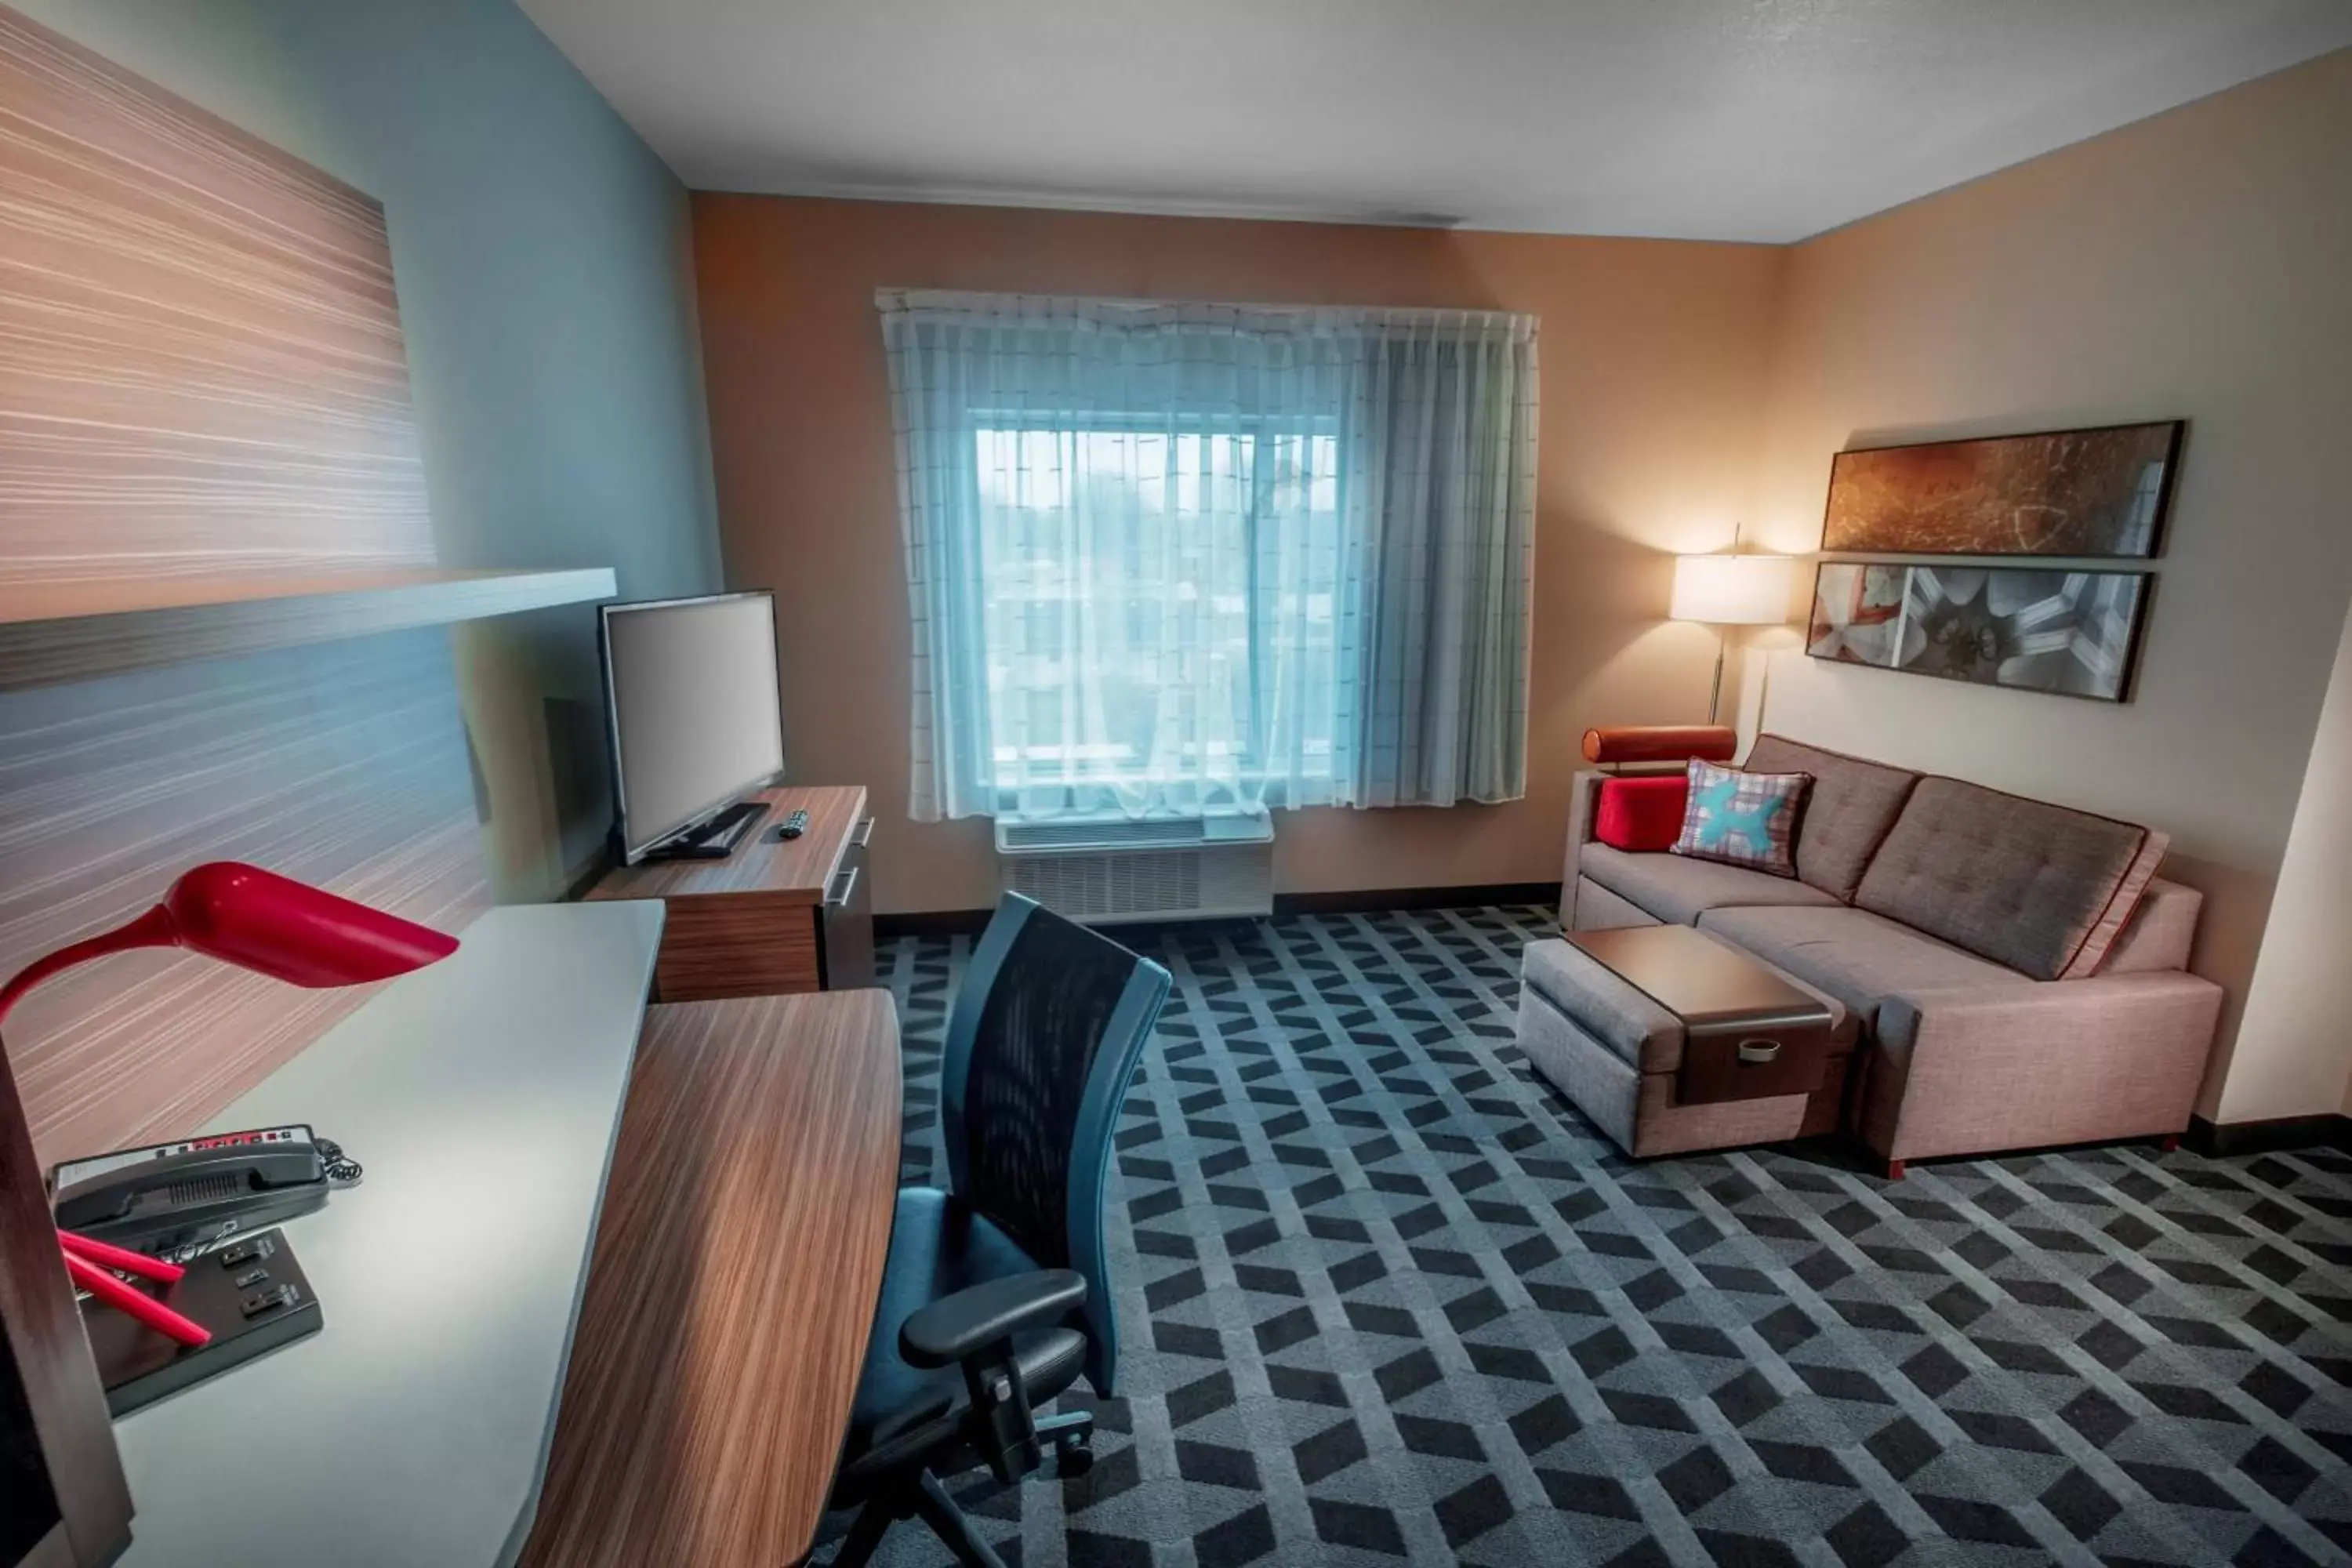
[586,786,873,1003]
[1677,1018,1835,1105]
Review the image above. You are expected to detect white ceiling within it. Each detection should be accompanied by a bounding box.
[517,0,2352,243]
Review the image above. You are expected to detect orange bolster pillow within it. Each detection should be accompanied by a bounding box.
[1581,724,1739,765]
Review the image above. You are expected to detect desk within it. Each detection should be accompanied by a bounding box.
[96,906,902,1567]
[519,989,902,1567]
[586,785,876,1002]
[108,901,666,1568]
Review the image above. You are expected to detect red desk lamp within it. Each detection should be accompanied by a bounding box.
[0,862,457,1025]
[0,862,459,1345]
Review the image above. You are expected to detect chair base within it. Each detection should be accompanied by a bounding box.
[832,1413,1095,1568]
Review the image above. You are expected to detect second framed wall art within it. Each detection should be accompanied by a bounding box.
[1806,562,2151,703]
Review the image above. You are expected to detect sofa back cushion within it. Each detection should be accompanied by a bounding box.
[1744,735,1921,902]
[1854,777,2165,981]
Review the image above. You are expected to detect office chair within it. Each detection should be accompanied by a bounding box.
[829,893,1171,1568]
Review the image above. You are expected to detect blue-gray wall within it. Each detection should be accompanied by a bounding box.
[17,0,724,891]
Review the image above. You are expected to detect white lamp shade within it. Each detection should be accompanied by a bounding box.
[1670,553,1795,625]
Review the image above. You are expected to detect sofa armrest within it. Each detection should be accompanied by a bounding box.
[1861,973,2223,1163]
[2096,877,2202,975]
[1561,769,1612,924]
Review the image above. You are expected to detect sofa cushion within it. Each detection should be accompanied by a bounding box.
[1580,843,1842,927]
[1744,734,1921,902]
[1697,905,2031,1025]
[1853,777,2161,982]
[1671,758,1809,877]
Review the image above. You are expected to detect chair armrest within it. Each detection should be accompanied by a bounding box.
[1864,973,2223,1162]
[901,1269,1087,1370]
[902,1269,1088,1486]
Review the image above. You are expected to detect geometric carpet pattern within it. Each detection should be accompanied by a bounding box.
[818,905,2352,1566]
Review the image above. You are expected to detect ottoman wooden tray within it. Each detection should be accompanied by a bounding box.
[1516,925,1859,1158]
[1567,927,1834,1105]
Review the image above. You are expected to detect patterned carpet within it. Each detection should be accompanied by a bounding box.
[815,906,2352,1567]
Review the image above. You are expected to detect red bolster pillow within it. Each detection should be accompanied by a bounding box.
[1594,775,1690,852]
[1582,724,1738,765]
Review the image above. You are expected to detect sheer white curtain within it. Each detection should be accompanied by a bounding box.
[880,290,1536,824]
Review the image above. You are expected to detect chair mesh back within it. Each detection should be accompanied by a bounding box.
[960,908,1138,1268]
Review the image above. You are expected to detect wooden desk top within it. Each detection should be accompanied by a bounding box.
[520,988,903,1568]
[1566,924,1831,1029]
[586,784,867,906]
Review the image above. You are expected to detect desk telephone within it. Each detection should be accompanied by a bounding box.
[48,1123,359,1257]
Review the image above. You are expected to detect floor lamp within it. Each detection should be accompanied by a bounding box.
[1670,543,1795,724]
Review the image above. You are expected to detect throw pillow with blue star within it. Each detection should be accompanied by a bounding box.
[1669,757,1812,877]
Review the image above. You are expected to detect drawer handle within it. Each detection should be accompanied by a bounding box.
[851,816,875,850]
[825,866,861,909]
[1736,1038,1782,1065]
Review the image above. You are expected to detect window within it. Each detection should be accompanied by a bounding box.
[881,290,1537,825]
[971,418,1345,819]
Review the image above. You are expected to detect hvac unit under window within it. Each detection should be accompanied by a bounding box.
[993,814,1275,924]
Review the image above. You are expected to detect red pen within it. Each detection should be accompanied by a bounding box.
[57,1229,185,1283]
[63,1251,211,1348]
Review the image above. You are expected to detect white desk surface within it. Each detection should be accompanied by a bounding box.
[110,899,665,1568]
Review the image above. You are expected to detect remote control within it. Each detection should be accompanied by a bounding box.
[775,808,810,840]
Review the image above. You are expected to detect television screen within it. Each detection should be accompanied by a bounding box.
[601,592,786,862]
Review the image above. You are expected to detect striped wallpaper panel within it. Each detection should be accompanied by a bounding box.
[0,6,435,585]
[0,5,495,1171]
[0,631,490,1167]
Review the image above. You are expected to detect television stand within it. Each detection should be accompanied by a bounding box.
[641,798,769,862]
[586,786,874,1000]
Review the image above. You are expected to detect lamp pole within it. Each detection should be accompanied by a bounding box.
[1708,629,1729,726]
[1708,521,1742,726]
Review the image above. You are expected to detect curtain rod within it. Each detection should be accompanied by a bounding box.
[874,286,1536,331]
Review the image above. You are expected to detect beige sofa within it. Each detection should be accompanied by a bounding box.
[1560,735,2224,1172]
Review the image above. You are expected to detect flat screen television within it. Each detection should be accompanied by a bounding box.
[599,591,786,864]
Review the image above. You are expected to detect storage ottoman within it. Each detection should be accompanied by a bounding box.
[1516,932,1858,1158]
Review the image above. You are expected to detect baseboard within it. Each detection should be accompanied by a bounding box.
[2185,1112,2352,1159]
[1271,882,1560,916]
[874,909,993,939]
[876,883,1560,940]
[560,848,615,904]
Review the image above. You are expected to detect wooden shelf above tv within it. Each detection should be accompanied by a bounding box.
[0,567,617,691]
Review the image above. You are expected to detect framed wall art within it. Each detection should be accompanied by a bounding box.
[1806,561,2151,702]
[1821,421,2183,558]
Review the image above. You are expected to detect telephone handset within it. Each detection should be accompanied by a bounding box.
[48,1124,357,1256]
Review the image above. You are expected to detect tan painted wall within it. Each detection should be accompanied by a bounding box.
[1746,48,2352,1116]
[691,197,1784,913]
[689,52,2352,1122]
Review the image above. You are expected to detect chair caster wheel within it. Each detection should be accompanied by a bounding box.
[1053,1435,1094,1476]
